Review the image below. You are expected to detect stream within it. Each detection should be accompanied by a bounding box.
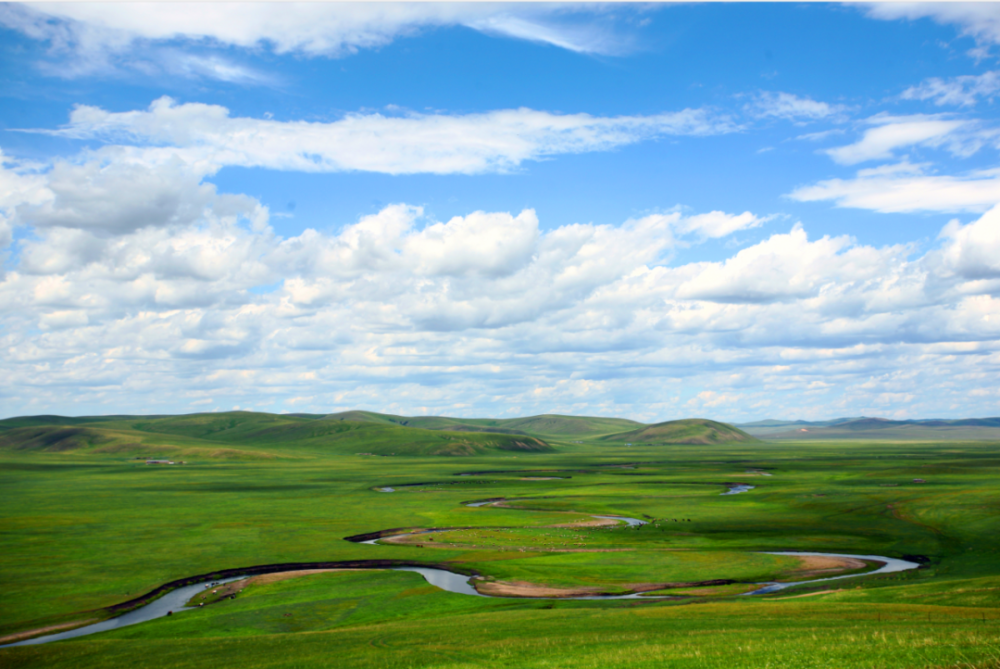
[744,552,921,594]
[3,577,244,648]
[4,484,921,648]
[4,548,921,647]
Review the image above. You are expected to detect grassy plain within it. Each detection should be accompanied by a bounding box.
[1,412,999,667]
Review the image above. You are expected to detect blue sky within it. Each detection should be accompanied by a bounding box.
[1,2,999,422]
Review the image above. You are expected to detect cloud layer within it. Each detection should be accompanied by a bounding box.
[0,3,639,79]
[2,148,999,421]
[31,97,736,176]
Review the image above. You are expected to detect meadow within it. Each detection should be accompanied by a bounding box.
[1,411,999,667]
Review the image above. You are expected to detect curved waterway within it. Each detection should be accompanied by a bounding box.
[745,552,921,595]
[2,576,244,648]
[5,488,921,647]
[6,547,923,647]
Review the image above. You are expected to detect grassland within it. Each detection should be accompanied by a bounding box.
[1,411,999,667]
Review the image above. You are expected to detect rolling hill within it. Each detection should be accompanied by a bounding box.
[323,410,643,439]
[0,412,553,458]
[600,418,757,445]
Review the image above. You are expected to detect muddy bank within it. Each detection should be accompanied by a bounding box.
[746,552,920,595]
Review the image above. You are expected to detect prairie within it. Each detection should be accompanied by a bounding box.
[1,411,998,667]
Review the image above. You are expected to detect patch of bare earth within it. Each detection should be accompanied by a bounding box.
[787,556,867,579]
[191,569,355,604]
[773,589,841,599]
[550,518,620,528]
[475,580,608,598]
[0,619,100,644]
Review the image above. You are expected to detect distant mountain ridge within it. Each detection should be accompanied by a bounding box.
[3,412,994,459]
[735,416,1000,440]
[0,411,756,458]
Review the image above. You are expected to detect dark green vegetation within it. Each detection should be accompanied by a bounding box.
[2,411,999,667]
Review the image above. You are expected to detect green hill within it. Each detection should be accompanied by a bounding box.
[0,411,762,458]
[0,412,553,458]
[499,414,645,439]
[0,424,279,460]
[601,418,757,445]
[323,410,642,439]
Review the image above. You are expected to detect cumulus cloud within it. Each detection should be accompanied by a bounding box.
[902,71,1000,107]
[938,204,1000,279]
[0,150,51,212]
[27,97,736,176]
[14,158,263,235]
[3,189,1000,420]
[0,3,640,79]
[668,225,911,305]
[743,91,848,122]
[788,161,1000,214]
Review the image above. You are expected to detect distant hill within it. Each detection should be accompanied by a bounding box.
[601,418,757,445]
[323,410,642,439]
[734,417,863,435]
[736,416,1000,441]
[0,411,553,458]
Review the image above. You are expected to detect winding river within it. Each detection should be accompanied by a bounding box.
[3,484,921,648]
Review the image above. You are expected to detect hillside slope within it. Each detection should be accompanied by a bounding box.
[601,418,757,445]
[0,412,553,458]
[323,411,643,439]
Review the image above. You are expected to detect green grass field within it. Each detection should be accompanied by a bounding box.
[1,411,999,667]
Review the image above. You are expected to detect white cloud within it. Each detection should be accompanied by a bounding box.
[902,71,1000,107]
[824,114,971,165]
[0,3,639,79]
[0,150,51,212]
[14,158,262,235]
[788,161,1000,214]
[795,129,845,142]
[862,3,1000,49]
[669,225,899,304]
[687,390,741,409]
[677,210,766,239]
[744,91,848,122]
[30,97,737,176]
[4,186,1000,420]
[938,204,1000,279]
[466,11,633,55]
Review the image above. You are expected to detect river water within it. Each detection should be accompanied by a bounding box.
[722,484,755,495]
[4,549,922,647]
[2,577,243,648]
[744,551,921,594]
[5,484,919,648]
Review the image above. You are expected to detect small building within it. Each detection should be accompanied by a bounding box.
[913,478,926,484]
[146,459,174,465]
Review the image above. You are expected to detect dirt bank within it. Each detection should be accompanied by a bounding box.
[0,619,100,645]
[189,569,356,605]
[789,555,867,579]
[475,580,608,598]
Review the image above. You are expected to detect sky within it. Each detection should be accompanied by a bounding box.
[1,2,999,423]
